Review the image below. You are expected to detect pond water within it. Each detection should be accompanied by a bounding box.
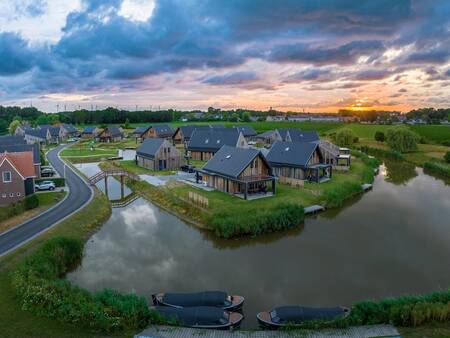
[68,162,450,328]
[75,162,133,200]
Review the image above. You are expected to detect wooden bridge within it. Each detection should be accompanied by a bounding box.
[88,169,139,185]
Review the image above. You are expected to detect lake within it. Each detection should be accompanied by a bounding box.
[68,161,450,328]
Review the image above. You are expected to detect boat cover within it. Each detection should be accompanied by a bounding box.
[162,291,228,307]
[272,306,345,323]
[155,306,227,326]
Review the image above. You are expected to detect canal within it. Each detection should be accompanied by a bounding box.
[68,161,450,328]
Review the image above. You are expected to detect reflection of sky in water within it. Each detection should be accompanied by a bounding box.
[68,169,450,328]
[75,162,132,200]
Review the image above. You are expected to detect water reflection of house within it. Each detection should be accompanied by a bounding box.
[266,141,332,183]
[196,145,276,199]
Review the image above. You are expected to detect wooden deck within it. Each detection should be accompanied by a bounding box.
[304,205,325,214]
[136,324,400,338]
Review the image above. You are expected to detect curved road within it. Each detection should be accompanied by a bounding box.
[0,144,93,256]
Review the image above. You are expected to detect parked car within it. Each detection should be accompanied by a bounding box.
[41,167,56,177]
[35,181,56,191]
[180,164,196,173]
[152,291,244,311]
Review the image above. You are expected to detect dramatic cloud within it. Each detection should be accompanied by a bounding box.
[0,0,449,112]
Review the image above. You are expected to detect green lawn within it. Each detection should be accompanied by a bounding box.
[0,191,121,338]
[100,160,177,176]
[399,322,450,338]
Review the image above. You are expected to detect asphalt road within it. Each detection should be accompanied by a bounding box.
[0,144,93,257]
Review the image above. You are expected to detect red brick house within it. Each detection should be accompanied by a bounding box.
[0,151,36,206]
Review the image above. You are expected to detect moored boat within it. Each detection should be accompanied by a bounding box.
[257,305,350,329]
[152,291,244,311]
[151,306,244,330]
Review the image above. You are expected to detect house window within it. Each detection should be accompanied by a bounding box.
[2,171,12,183]
[17,192,21,197]
[1,194,6,198]
[9,193,14,197]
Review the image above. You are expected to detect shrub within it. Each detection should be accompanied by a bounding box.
[423,161,450,178]
[210,203,304,238]
[24,194,39,210]
[12,236,157,333]
[334,128,357,147]
[374,131,385,142]
[359,145,403,160]
[386,126,419,153]
[445,151,450,164]
[322,182,363,208]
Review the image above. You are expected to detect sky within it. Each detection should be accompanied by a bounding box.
[0,0,449,113]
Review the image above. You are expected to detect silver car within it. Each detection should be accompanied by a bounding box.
[35,181,56,191]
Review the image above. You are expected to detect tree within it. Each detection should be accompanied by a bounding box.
[386,126,419,153]
[444,151,450,164]
[334,128,357,147]
[374,130,385,142]
[35,115,50,125]
[122,118,131,129]
[9,120,21,135]
[241,112,251,122]
[228,113,239,122]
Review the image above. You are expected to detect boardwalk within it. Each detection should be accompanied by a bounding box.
[136,324,400,338]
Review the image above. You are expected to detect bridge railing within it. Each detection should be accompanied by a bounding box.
[88,169,140,185]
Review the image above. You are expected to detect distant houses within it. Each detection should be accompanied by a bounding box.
[81,127,100,138]
[233,125,257,141]
[96,127,124,143]
[24,128,48,145]
[0,151,37,206]
[266,141,332,183]
[146,124,174,140]
[38,125,61,144]
[136,138,182,170]
[196,145,276,199]
[172,125,225,145]
[131,126,152,142]
[187,128,247,161]
[59,124,78,139]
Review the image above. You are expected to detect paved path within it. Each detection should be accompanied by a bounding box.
[0,144,93,256]
[137,324,400,338]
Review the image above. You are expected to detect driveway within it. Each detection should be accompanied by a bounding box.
[0,144,93,257]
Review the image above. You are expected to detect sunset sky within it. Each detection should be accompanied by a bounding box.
[1,0,449,113]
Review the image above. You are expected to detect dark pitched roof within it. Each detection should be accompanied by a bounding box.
[233,125,257,137]
[266,141,319,168]
[290,130,320,143]
[132,126,151,135]
[25,128,48,139]
[202,145,262,178]
[136,138,165,159]
[0,135,26,145]
[0,144,40,164]
[174,125,226,141]
[38,125,60,137]
[152,124,174,138]
[62,124,77,133]
[102,127,122,137]
[188,128,240,152]
[82,127,95,133]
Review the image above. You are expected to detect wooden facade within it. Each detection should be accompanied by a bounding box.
[136,141,182,171]
[96,128,123,143]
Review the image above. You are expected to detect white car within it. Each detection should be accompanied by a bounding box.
[35,181,56,191]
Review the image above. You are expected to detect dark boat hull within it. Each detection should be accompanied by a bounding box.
[257,306,351,329]
[152,293,245,311]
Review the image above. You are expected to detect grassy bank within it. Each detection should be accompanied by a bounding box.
[0,191,116,338]
[423,161,450,178]
[0,192,65,228]
[126,155,376,238]
[101,160,177,176]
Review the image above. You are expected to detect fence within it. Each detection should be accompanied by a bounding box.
[188,191,209,208]
[278,176,305,188]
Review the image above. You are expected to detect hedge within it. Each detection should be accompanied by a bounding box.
[0,194,40,221]
[358,145,404,160]
[11,237,163,333]
[423,161,450,178]
[36,177,66,187]
[209,203,305,238]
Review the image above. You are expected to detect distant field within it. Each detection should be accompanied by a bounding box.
[75,121,449,144]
